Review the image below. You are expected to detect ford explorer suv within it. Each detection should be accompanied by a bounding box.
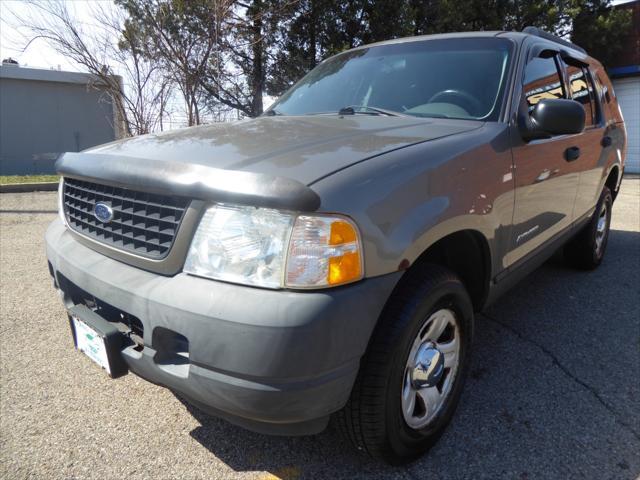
[46,28,627,464]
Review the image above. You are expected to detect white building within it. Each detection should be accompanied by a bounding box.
[610,0,640,173]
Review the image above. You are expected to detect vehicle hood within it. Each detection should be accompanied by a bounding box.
[87,115,482,186]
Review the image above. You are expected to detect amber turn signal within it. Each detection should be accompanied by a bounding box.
[286,215,364,288]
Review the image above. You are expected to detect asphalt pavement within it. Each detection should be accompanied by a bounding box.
[1,178,638,480]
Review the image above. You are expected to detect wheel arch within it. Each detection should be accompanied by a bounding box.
[604,164,622,201]
[401,229,492,311]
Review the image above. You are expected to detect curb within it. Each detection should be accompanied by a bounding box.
[0,182,59,193]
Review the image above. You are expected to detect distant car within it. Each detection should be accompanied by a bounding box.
[46,27,626,464]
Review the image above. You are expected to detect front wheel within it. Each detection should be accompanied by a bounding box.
[337,265,473,464]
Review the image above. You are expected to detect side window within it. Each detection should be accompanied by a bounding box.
[523,55,565,112]
[565,64,596,127]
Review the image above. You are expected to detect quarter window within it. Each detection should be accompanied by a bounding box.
[595,72,612,104]
[523,56,565,111]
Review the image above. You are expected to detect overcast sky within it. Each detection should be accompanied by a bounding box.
[1,0,635,72]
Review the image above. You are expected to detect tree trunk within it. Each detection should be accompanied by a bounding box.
[309,0,317,70]
[250,0,264,117]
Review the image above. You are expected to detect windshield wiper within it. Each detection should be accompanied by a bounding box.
[263,108,283,116]
[415,113,451,119]
[338,105,405,117]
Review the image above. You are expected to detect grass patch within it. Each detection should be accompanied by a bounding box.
[0,175,59,185]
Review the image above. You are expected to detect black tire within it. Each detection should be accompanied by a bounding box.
[336,264,474,465]
[564,186,613,270]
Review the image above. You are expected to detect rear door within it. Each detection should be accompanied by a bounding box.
[563,61,610,219]
[507,47,581,266]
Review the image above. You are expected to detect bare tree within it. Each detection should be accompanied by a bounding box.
[199,0,302,118]
[116,0,236,126]
[94,2,174,134]
[7,0,171,136]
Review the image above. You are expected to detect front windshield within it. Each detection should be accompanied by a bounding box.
[269,38,513,121]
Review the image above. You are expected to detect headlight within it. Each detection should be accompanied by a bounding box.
[184,204,293,288]
[184,204,363,289]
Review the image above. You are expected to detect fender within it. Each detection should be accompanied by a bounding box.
[311,123,514,282]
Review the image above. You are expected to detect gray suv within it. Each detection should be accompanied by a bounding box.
[46,28,627,464]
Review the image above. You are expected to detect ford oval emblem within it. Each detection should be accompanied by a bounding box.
[94,202,114,223]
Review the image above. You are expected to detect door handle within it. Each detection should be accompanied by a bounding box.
[565,146,580,162]
[601,136,612,147]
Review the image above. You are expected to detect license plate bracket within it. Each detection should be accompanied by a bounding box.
[68,304,128,378]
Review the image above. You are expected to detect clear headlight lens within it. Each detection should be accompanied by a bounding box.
[184,204,363,289]
[184,204,293,288]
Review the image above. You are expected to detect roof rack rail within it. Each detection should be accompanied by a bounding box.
[522,26,586,54]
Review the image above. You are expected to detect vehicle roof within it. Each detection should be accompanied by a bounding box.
[354,30,592,62]
[352,31,507,50]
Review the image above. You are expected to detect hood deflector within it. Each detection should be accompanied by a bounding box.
[56,152,321,212]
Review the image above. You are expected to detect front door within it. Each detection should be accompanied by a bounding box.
[508,51,581,267]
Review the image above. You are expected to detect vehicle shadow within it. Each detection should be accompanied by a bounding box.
[178,228,640,479]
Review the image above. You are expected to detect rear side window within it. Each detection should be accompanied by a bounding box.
[523,56,565,111]
[566,64,597,127]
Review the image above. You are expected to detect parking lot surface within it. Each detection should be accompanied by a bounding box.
[1,178,638,480]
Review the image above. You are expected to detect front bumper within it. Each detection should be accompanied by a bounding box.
[45,219,401,435]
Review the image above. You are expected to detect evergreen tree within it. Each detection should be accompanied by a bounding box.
[116,0,633,116]
[571,0,633,66]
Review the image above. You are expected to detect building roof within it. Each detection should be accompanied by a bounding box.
[0,64,117,86]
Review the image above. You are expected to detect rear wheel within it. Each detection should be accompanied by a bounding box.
[337,265,473,464]
[565,186,612,270]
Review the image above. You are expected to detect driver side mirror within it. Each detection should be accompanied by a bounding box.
[519,99,585,141]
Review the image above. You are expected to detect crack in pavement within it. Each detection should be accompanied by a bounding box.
[481,312,640,442]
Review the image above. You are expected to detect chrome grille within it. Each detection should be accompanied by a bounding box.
[63,178,190,259]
